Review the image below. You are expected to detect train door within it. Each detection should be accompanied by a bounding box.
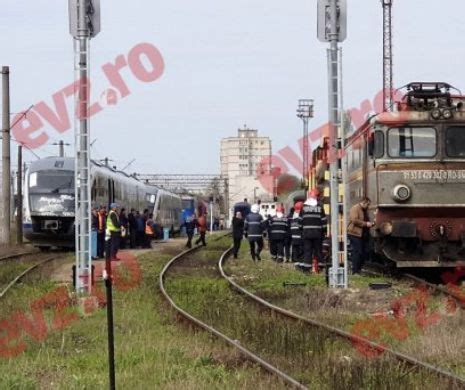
[362,133,369,197]
[107,178,115,207]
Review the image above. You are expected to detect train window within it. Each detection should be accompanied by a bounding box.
[388,127,436,158]
[446,127,465,157]
[374,131,384,158]
[29,170,74,194]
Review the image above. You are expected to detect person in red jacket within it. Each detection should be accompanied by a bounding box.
[195,213,208,246]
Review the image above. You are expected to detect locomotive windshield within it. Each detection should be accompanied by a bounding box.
[29,170,74,194]
[28,170,75,215]
[446,127,465,157]
[388,127,436,158]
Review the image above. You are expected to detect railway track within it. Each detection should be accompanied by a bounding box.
[160,240,465,388]
[0,254,63,299]
[219,252,465,387]
[0,250,37,263]
[364,261,465,310]
[402,272,465,309]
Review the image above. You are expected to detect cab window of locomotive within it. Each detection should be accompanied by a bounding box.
[388,127,436,158]
[374,131,384,158]
[29,170,74,193]
[445,127,465,157]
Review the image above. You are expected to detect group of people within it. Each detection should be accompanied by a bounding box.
[91,203,158,261]
[182,213,209,248]
[231,192,373,275]
[232,189,327,264]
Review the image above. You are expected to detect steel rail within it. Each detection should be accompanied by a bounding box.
[0,256,59,298]
[0,250,37,263]
[403,272,465,309]
[159,245,308,390]
[219,248,465,386]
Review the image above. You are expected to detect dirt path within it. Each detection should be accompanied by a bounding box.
[50,238,187,283]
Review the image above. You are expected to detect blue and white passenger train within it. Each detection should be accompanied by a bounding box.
[23,157,183,250]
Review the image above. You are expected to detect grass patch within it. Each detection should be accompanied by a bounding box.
[0,242,285,389]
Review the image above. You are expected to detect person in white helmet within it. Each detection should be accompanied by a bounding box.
[301,189,327,269]
[244,204,265,261]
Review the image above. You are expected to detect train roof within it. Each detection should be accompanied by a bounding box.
[27,156,180,198]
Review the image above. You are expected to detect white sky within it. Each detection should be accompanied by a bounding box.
[1,1,465,174]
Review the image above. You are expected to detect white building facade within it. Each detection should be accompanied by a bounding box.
[220,127,274,221]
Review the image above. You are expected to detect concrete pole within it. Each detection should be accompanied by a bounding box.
[1,66,10,245]
[16,145,23,245]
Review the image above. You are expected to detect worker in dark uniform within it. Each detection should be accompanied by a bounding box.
[244,204,264,261]
[119,208,129,249]
[183,214,197,249]
[231,211,245,259]
[301,190,327,270]
[290,202,304,262]
[269,205,288,262]
[348,197,373,274]
[106,203,121,261]
[284,207,293,262]
[128,208,137,249]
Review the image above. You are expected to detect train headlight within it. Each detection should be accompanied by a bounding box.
[431,108,442,120]
[380,222,393,236]
[442,108,453,120]
[392,184,411,202]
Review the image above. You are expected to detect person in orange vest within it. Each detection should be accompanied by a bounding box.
[145,213,155,248]
[195,213,208,246]
[97,205,107,259]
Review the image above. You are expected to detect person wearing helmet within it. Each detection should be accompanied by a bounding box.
[244,204,265,261]
[301,191,327,269]
[269,204,288,262]
[290,201,304,262]
[284,207,293,262]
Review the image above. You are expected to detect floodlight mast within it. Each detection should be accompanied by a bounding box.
[297,99,314,194]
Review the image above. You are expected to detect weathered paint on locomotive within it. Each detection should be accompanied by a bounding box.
[345,85,465,267]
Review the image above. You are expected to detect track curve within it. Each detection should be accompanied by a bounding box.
[0,255,62,298]
[219,248,465,387]
[159,245,307,390]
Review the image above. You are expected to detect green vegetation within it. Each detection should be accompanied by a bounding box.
[168,241,457,389]
[225,240,465,382]
[0,241,286,389]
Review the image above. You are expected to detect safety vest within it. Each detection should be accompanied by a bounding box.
[106,211,120,233]
[145,221,154,235]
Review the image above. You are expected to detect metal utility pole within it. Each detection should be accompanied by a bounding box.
[209,195,214,234]
[16,145,23,245]
[53,140,70,157]
[318,0,347,288]
[1,66,10,245]
[69,0,100,294]
[382,0,394,112]
[59,140,64,157]
[69,1,110,386]
[297,99,314,194]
